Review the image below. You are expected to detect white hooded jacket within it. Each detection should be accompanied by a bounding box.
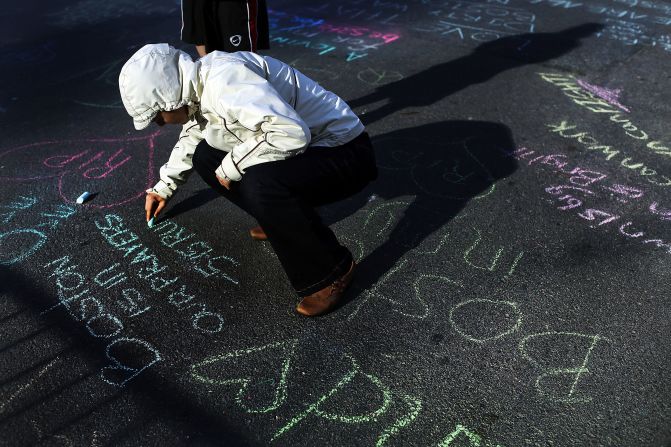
[119,44,364,199]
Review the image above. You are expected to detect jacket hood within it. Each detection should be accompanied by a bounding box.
[119,43,199,130]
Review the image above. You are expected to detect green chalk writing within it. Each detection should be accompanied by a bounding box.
[519,331,610,403]
[94,213,224,334]
[272,354,392,441]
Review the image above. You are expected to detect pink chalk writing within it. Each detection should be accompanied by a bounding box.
[317,23,400,44]
[0,131,160,209]
[44,148,131,178]
[508,147,671,255]
[268,9,401,62]
[649,202,671,220]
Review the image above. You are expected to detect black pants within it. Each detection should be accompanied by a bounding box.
[192,132,377,296]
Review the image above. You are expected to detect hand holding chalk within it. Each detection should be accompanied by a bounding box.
[145,192,166,223]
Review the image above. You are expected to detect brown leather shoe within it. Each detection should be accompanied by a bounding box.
[296,261,356,316]
[249,226,267,241]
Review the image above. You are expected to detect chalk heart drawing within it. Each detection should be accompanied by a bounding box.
[190,340,298,414]
[376,137,497,200]
[0,131,159,208]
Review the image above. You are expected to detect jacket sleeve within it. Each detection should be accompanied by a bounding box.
[147,119,203,199]
[212,62,311,182]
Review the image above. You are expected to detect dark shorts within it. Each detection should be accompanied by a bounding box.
[181,0,270,52]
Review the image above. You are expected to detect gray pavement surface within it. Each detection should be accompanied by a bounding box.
[1,0,670,446]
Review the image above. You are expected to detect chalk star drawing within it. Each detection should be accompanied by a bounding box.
[576,79,630,113]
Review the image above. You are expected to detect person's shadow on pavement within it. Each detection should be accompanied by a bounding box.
[322,120,517,303]
[324,23,604,311]
[348,23,604,126]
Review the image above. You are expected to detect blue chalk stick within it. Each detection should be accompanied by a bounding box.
[148,217,155,228]
[76,191,92,204]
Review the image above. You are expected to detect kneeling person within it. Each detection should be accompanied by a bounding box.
[118,44,376,316]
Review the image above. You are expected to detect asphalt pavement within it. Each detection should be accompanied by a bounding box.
[1,0,670,445]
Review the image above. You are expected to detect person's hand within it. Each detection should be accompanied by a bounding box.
[216,174,231,190]
[145,192,166,221]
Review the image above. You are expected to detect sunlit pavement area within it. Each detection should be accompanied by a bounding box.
[1,1,670,445]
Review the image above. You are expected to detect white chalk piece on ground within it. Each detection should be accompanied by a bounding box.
[76,191,92,204]
[148,217,155,228]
